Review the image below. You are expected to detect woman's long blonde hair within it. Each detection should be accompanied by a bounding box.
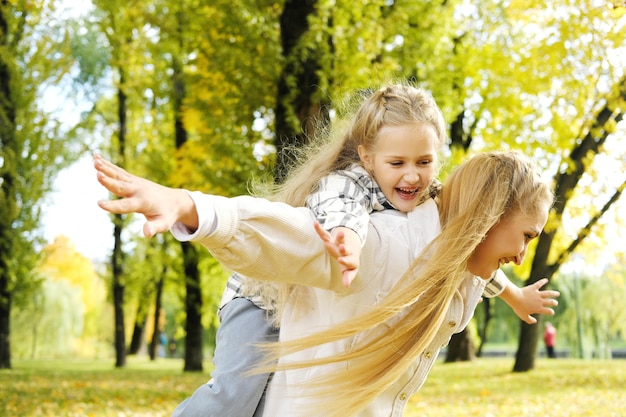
[258,151,554,416]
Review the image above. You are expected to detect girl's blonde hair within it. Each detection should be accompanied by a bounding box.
[258,150,554,416]
[271,82,448,206]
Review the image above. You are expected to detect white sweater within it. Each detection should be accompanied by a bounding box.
[172,194,486,417]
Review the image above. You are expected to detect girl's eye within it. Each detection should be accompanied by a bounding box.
[390,161,403,166]
[419,160,432,166]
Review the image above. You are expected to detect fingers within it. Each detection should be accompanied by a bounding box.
[96,192,143,215]
[143,222,156,239]
[94,154,124,182]
[313,221,333,244]
[342,269,358,287]
[94,155,139,200]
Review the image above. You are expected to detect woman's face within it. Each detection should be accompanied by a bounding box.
[468,204,550,279]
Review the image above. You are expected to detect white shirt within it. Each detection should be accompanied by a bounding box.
[172,194,486,417]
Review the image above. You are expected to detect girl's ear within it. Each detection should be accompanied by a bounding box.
[358,145,373,170]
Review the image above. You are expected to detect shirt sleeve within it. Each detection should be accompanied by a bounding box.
[305,170,373,244]
[482,269,508,298]
[172,192,347,292]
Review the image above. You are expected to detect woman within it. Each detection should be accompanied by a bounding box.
[95,150,556,417]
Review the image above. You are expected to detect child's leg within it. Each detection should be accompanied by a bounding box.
[171,297,279,417]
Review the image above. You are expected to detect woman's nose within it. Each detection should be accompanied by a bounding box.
[515,246,528,265]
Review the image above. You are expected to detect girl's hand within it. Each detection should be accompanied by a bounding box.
[313,223,361,287]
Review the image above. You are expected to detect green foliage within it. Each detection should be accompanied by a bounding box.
[11,237,112,359]
[554,264,626,359]
[11,280,84,359]
[0,0,87,367]
[20,0,624,370]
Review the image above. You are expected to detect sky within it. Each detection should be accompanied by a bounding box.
[41,155,115,262]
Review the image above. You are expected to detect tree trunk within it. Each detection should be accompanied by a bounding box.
[128,306,147,355]
[0,3,16,370]
[112,219,126,368]
[129,283,154,355]
[170,47,204,370]
[445,328,475,362]
[476,298,492,357]
[182,243,203,371]
[112,71,128,368]
[149,274,165,360]
[513,321,540,371]
[0,283,10,369]
[274,0,329,183]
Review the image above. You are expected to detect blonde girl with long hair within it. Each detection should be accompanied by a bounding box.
[95,149,557,416]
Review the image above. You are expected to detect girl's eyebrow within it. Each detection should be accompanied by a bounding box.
[384,152,435,159]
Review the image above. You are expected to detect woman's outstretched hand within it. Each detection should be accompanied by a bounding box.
[94,154,198,237]
[508,278,560,324]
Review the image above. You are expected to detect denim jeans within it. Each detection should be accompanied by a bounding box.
[171,297,279,417]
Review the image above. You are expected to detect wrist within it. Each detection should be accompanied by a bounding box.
[177,189,200,232]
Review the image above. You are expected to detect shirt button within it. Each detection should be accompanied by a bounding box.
[448,321,457,328]
[424,351,432,359]
[399,393,407,401]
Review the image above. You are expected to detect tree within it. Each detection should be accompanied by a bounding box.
[0,0,77,369]
[514,72,626,370]
[11,236,106,359]
[143,0,283,371]
[432,1,626,366]
[274,0,328,182]
[89,0,163,368]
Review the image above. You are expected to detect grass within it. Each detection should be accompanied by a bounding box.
[1,357,625,416]
[0,357,209,417]
[408,358,626,417]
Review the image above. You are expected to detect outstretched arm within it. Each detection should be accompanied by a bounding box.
[94,154,198,237]
[499,278,560,324]
[95,155,347,290]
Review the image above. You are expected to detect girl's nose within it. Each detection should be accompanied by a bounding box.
[404,168,419,184]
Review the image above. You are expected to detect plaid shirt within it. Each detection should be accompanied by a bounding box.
[219,272,266,309]
[305,164,394,243]
[220,165,389,310]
